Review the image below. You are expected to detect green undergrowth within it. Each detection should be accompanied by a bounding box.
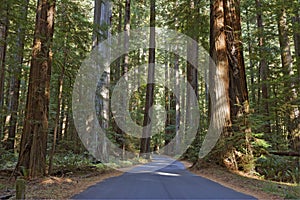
[261,182,300,199]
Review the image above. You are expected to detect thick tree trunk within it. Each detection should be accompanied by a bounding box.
[140,0,155,158]
[208,0,231,163]
[16,0,56,178]
[203,0,252,171]
[5,0,29,151]
[224,0,253,171]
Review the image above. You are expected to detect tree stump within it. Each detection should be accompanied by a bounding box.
[16,178,26,199]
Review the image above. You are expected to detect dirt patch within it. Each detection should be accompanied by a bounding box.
[0,169,123,199]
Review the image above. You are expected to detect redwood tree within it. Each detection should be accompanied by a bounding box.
[0,1,8,139]
[140,0,156,158]
[16,0,56,178]
[256,0,271,134]
[224,0,253,171]
[208,0,231,166]
[205,0,253,171]
[277,3,299,152]
[93,0,111,162]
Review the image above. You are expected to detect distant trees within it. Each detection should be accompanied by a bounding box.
[5,0,29,151]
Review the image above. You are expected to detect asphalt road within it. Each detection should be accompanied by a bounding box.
[72,156,256,199]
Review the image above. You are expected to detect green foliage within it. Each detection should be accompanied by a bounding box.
[262,183,300,199]
[0,147,17,170]
[51,151,91,170]
[256,155,300,183]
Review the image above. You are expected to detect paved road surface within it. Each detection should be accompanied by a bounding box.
[72,156,256,199]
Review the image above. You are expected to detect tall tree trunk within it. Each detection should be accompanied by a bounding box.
[198,0,253,171]
[174,54,181,155]
[48,65,64,174]
[224,0,253,171]
[185,0,200,160]
[5,0,29,151]
[245,7,255,105]
[93,0,112,162]
[0,2,8,141]
[208,0,231,166]
[121,0,130,159]
[277,6,299,152]
[57,95,66,141]
[186,0,199,121]
[256,0,271,134]
[140,0,155,158]
[110,0,123,157]
[164,57,171,154]
[16,0,56,178]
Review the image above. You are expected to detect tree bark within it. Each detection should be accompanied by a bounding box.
[205,0,253,171]
[224,0,253,171]
[208,0,231,163]
[16,0,56,178]
[140,0,155,158]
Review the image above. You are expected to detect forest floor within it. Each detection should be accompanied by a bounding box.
[0,161,299,199]
[182,160,300,200]
[0,168,123,199]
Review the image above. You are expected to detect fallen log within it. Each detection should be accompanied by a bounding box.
[0,194,13,200]
[269,151,300,157]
